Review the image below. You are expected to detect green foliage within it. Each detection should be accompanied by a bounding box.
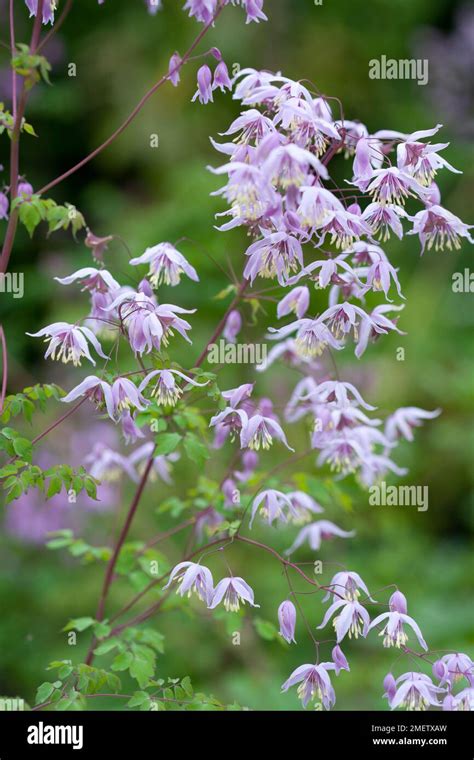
[0,454,99,505]
[12,195,86,238]
[92,626,166,691]
[254,618,280,642]
[0,383,65,425]
[0,103,14,136]
[182,432,210,468]
[35,661,122,709]
[126,675,243,712]
[0,101,38,138]
[46,530,112,563]
[12,44,51,90]
[153,432,181,455]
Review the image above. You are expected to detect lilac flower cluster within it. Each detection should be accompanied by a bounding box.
[25,0,267,26]
[164,561,259,612]
[208,68,469,490]
[16,7,472,711]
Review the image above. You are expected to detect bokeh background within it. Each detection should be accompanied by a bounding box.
[0,0,473,710]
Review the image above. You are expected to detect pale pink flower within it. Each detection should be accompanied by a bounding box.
[286,520,355,554]
[209,576,259,612]
[27,323,107,366]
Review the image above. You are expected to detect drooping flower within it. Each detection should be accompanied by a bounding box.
[221,382,254,408]
[129,243,198,287]
[243,230,304,286]
[62,376,111,413]
[286,520,355,554]
[443,689,474,711]
[0,192,8,220]
[146,0,162,15]
[61,376,148,421]
[249,489,293,528]
[362,202,406,241]
[17,181,34,198]
[139,368,208,406]
[281,662,336,710]
[349,303,405,358]
[84,442,139,483]
[213,61,232,92]
[317,598,370,642]
[391,124,462,185]
[332,645,350,675]
[322,571,375,603]
[433,653,474,688]
[240,413,294,451]
[127,442,180,485]
[219,109,275,145]
[54,267,120,293]
[84,230,114,263]
[278,600,297,643]
[168,52,182,87]
[183,0,217,24]
[368,590,428,651]
[121,410,145,444]
[164,561,214,605]
[24,0,55,24]
[366,167,428,205]
[277,286,310,319]
[268,318,343,359]
[209,160,276,224]
[108,291,195,355]
[364,255,405,301]
[388,672,444,711]
[27,323,107,366]
[285,491,324,523]
[383,673,397,703]
[222,309,242,343]
[109,378,149,417]
[385,407,441,442]
[288,256,361,290]
[209,576,259,611]
[192,65,214,104]
[262,144,329,188]
[235,0,267,24]
[408,205,473,253]
[296,186,344,229]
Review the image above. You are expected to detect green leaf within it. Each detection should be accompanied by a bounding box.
[93,639,121,657]
[129,654,155,689]
[46,476,63,499]
[18,202,42,236]
[183,433,210,467]
[181,676,193,697]
[23,121,38,136]
[12,437,32,460]
[254,618,278,641]
[63,617,95,633]
[35,682,56,705]
[5,482,22,504]
[111,651,133,672]
[154,432,182,456]
[127,691,151,709]
[93,621,111,639]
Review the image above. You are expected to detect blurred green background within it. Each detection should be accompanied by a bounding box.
[0,0,473,710]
